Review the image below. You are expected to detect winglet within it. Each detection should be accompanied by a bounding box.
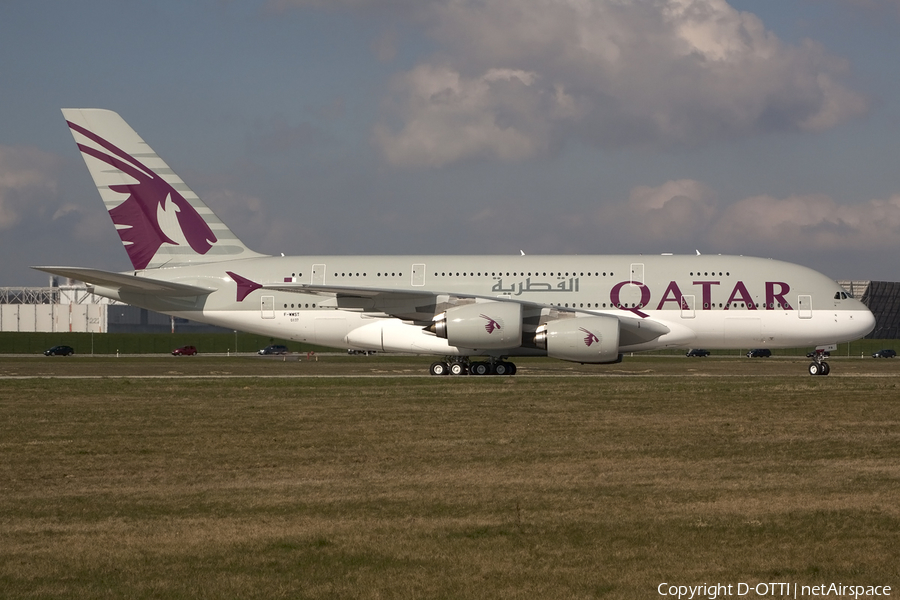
[227,271,262,302]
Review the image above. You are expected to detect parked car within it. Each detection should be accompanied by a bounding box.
[747,348,772,358]
[258,344,290,355]
[44,345,74,356]
[685,349,710,357]
[347,349,377,355]
[172,345,198,356]
[872,349,896,358]
[806,350,830,358]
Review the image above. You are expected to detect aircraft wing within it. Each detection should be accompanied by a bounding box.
[262,282,445,320]
[262,282,670,344]
[32,266,215,297]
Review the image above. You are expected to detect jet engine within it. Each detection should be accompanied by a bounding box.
[430,302,523,349]
[534,316,621,363]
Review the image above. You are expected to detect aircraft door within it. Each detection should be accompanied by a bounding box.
[261,295,275,319]
[311,264,325,286]
[412,264,425,286]
[798,295,812,319]
[681,295,695,318]
[630,263,644,285]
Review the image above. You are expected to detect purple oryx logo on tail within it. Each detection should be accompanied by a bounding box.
[579,327,600,347]
[480,314,502,334]
[67,120,217,270]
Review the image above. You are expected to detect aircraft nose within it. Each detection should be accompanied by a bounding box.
[855,307,877,338]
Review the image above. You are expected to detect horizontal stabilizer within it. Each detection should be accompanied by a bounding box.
[32,266,214,296]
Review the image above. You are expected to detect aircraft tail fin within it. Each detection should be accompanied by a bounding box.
[61,108,265,270]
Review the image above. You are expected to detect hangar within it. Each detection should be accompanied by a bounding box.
[840,281,900,339]
[0,279,228,334]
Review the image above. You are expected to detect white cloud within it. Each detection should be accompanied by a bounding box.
[0,146,59,229]
[623,179,719,240]
[576,178,719,250]
[368,0,868,165]
[586,179,900,256]
[373,65,553,166]
[711,193,900,251]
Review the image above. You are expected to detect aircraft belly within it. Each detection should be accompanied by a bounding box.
[724,317,762,345]
[664,309,872,349]
[180,310,310,341]
[313,315,351,346]
[156,304,874,355]
[628,317,697,351]
[345,319,473,355]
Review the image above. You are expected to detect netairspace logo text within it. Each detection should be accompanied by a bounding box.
[658,583,892,599]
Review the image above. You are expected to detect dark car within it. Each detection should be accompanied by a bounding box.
[44,345,74,356]
[685,349,710,357]
[172,345,198,356]
[258,344,290,355]
[872,349,896,358]
[747,348,772,358]
[806,350,830,358]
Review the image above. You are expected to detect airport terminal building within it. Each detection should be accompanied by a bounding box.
[2,278,899,338]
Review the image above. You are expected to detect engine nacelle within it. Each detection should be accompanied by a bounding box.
[431,302,523,349]
[534,316,621,363]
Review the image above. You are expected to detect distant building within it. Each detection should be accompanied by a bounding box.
[106,304,232,334]
[0,278,230,334]
[840,281,900,339]
[1,283,108,332]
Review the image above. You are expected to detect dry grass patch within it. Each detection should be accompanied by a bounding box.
[1,360,899,598]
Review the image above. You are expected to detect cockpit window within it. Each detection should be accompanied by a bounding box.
[834,291,850,300]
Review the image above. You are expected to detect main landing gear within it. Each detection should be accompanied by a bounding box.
[429,357,517,376]
[808,351,831,376]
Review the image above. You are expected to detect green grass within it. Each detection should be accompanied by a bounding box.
[0,331,336,355]
[1,330,896,356]
[1,357,899,599]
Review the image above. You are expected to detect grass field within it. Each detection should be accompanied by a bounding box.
[1,355,898,599]
[1,330,897,358]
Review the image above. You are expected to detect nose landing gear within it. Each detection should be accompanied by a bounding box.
[808,351,830,376]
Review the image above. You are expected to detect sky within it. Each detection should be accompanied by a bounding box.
[3,0,900,286]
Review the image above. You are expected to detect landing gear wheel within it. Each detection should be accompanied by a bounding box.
[470,362,490,376]
[493,361,517,375]
[808,355,831,376]
[450,362,467,376]
[430,361,450,376]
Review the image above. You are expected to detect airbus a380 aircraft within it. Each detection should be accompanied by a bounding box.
[36,109,876,376]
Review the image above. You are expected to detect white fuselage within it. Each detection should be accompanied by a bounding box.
[106,253,875,357]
